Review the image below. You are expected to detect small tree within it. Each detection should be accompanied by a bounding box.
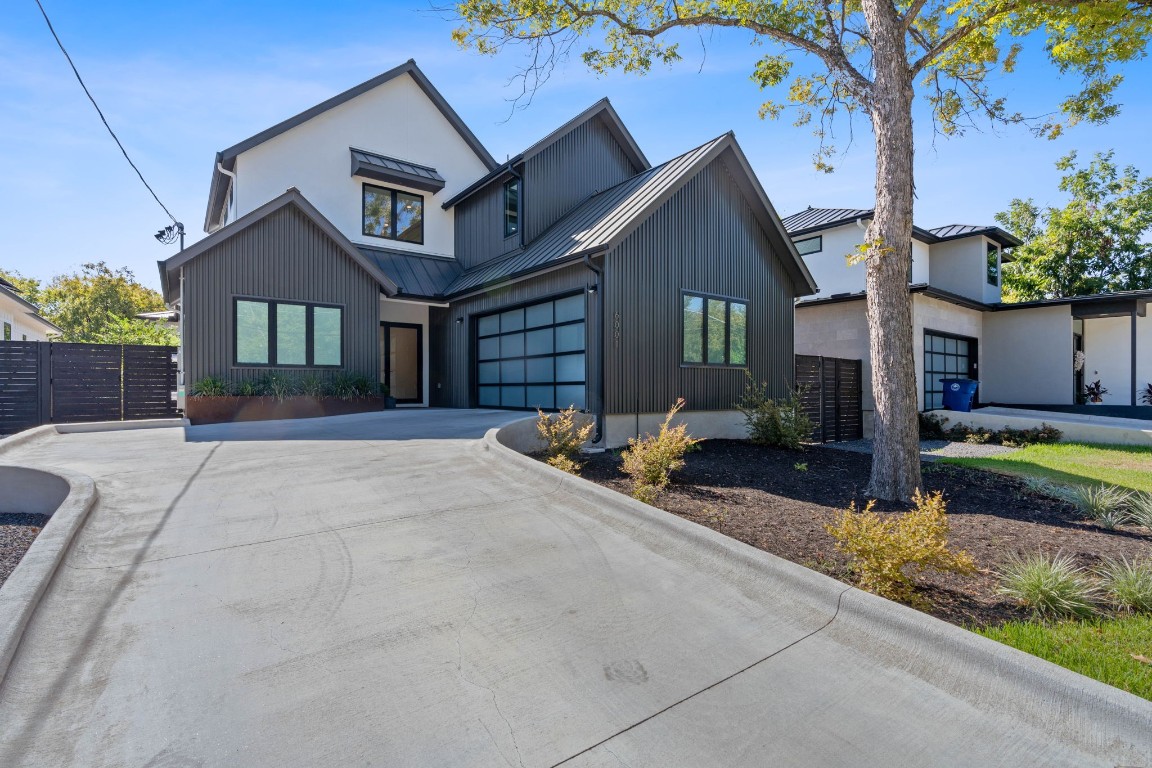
[35,262,169,344]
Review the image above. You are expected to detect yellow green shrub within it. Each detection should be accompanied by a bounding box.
[536,406,593,474]
[621,398,699,502]
[825,490,976,603]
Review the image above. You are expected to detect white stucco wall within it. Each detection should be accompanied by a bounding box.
[798,223,930,299]
[982,305,1072,405]
[379,297,432,406]
[1083,313,1151,406]
[927,238,983,302]
[982,237,1004,304]
[231,73,491,259]
[0,293,54,341]
[913,294,984,410]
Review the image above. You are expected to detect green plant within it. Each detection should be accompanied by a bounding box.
[937,421,1062,447]
[1097,557,1152,613]
[621,398,699,503]
[1127,492,1152,530]
[1065,484,1133,525]
[190,376,230,397]
[259,372,297,401]
[824,490,976,603]
[234,378,263,397]
[297,374,329,398]
[794,462,808,472]
[737,376,814,450]
[330,372,375,400]
[536,405,593,475]
[1140,383,1152,406]
[918,412,947,440]
[996,552,1098,619]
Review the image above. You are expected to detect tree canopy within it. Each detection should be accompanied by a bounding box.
[997,151,1152,301]
[0,262,176,345]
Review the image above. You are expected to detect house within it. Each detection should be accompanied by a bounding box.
[0,277,60,342]
[785,207,1150,433]
[159,60,816,444]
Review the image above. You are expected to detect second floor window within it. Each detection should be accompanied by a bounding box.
[794,235,822,255]
[363,184,424,244]
[504,178,520,238]
[987,243,1000,286]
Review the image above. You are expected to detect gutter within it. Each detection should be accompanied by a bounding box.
[583,254,604,445]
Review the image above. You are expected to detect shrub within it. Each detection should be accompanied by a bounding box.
[936,420,1062,447]
[996,552,1097,619]
[1127,492,1152,530]
[536,405,593,475]
[621,398,699,502]
[737,377,814,450]
[190,376,230,397]
[297,374,329,398]
[330,373,375,400]
[259,372,297,401]
[1065,484,1133,526]
[1097,557,1152,613]
[234,378,263,397]
[918,412,947,440]
[1140,383,1152,406]
[825,490,976,603]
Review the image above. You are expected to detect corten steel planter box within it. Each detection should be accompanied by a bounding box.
[185,396,387,425]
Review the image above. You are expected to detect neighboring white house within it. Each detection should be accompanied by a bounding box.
[0,277,60,342]
[785,207,1150,434]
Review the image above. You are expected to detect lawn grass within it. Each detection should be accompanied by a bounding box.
[976,614,1152,700]
[940,442,1152,493]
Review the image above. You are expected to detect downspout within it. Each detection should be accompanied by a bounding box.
[217,161,237,225]
[583,254,604,444]
[177,266,186,412]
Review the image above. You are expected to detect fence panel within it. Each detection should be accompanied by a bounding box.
[123,345,178,419]
[795,354,863,443]
[50,343,124,423]
[0,342,43,436]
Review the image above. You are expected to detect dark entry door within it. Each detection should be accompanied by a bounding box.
[923,330,978,410]
[380,323,422,403]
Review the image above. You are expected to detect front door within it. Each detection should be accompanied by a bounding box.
[380,323,422,404]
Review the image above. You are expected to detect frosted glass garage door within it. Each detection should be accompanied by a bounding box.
[476,294,586,411]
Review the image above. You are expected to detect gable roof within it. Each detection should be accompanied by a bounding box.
[929,224,1023,249]
[204,60,496,233]
[443,133,817,297]
[783,207,1023,249]
[0,280,62,335]
[161,188,399,304]
[440,98,650,210]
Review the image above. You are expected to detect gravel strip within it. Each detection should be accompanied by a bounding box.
[0,514,49,589]
[825,439,1020,461]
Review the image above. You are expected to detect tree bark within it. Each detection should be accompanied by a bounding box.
[861,0,922,501]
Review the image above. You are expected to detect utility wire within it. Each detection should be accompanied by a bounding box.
[33,0,179,225]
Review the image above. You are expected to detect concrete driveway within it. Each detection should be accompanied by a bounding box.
[0,410,1148,767]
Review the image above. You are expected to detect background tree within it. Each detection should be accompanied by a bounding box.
[450,0,1151,500]
[2,261,175,345]
[997,151,1152,301]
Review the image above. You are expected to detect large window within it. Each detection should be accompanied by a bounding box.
[234,298,342,367]
[923,330,976,410]
[682,293,747,366]
[986,243,1000,286]
[794,236,822,255]
[503,178,520,238]
[477,293,585,410]
[362,184,424,244]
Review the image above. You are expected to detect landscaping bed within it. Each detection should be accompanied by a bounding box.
[0,513,48,589]
[185,395,387,425]
[577,441,1151,629]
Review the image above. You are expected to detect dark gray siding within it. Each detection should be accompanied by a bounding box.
[452,179,519,269]
[603,159,798,414]
[184,205,380,384]
[429,264,593,408]
[522,117,641,243]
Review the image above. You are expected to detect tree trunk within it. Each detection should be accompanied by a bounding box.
[861,0,922,501]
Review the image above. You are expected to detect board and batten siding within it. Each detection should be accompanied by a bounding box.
[429,264,593,408]
[183,205,381,385]
[453,179,519,269]
[603,158,797,415]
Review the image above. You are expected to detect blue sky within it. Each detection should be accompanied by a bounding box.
[2,0,1150,293]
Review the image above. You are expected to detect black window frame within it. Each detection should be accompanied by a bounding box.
[681,290,749,367]
[503,178,520,238]
[794,235,822,255]
[923,328,978,410]
[986,242,1000,286]
[232,296,344,369]
[2,322,10,341]
[361,183,425,245]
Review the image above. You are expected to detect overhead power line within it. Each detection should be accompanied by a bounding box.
[33,0,180,226]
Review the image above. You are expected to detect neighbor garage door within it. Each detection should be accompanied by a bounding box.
[476,293,586,411]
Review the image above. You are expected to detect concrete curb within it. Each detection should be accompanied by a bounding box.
[55,418,189,434]
[0,425,58,458]
[484,417,1152,760]
[0,465,98,685]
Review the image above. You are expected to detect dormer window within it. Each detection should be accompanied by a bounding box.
[363,184,424,244]
[986,243,1000,286]
[504,178,520,238]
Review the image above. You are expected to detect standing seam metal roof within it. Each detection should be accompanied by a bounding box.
[351,149,445,192]
[781,207,874,233]
[356,246,461,299]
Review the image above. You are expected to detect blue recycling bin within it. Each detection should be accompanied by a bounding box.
[940,378,979,412]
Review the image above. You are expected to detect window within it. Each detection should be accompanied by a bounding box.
[986,243,1000,286]
[477,294,585,410]
[923,331,976,410]
[794,236,822,255]
[503,178,520,238]
[2,322,10,341]
[362,184,424,244]
[234,298,342,367]
[682,292,748,366]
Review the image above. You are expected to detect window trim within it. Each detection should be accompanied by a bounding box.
[503,178,520,239]
[232,296,344,369]
[680,290,749,368]
[361,183,425,245]
[794,235,822,255]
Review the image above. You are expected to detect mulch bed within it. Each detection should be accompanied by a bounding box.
[0,514,48,589]
[576,441,1152,628]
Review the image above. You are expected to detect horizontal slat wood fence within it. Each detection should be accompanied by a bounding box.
[0,342,177,436]
[796,354,863,443]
